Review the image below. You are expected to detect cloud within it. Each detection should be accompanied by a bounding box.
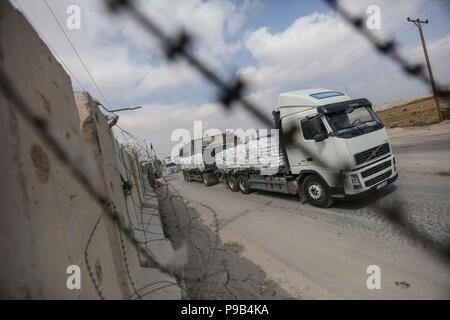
[14,0,255,105]
[138,0,246,61]
[115,0,450,155]
[117,96,272,156]
[15,0,450,155]
[117,101,245,155]
[238,0,450,103]
[240,11,365,89]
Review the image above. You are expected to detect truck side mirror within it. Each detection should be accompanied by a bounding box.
[314,133,326,142]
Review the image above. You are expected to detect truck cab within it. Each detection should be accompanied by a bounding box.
[278,89,398,206]
[163,159,178,175]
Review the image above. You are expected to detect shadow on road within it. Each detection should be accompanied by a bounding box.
[333,184,398,210]
[156,186,296,300]
[249,183,398,211]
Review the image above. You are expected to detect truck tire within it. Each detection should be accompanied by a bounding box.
[238,176,252,194]
[203,173,215,186]
[227,175,239,192]
[302,175,334,208]
[216,171,225,183]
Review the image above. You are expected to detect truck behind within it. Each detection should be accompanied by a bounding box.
[180,89,398,207]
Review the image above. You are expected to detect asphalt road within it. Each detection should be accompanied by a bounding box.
[164,124,450,299]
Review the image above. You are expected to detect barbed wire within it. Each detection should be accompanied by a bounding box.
[2,0,449,300]
[110,126,226,299]
[109,125,225,299]
[102,0,449,266]
[117,220,143,300]
[104,0,274,130]
[115,127,226,298]
[110,127,180,299]
[320,0,450,263]
[323,0,450,105]
[0,70,183,299]
[84,214,105,300]
[297,1,450,90]
[161,181,240,299]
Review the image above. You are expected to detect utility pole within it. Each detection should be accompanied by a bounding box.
[407,17,442,122]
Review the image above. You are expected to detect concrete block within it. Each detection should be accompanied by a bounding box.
[0,1,180,299]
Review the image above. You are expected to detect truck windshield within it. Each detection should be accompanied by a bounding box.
[325,106,383,138]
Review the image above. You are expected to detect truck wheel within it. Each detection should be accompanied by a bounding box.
[227,175,239,192]
[238,176,252,194]
[203,173,215,186]
[216,171,225,183]
[303,175,334,208]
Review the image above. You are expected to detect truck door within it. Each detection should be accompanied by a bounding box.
[284,113,338,174]
[297,116,340,183]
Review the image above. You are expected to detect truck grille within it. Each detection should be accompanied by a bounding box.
[361,160,391,178]
[354,143,390,165]
[365,170,392,187]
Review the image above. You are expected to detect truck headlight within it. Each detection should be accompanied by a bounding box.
[351,174,362,189]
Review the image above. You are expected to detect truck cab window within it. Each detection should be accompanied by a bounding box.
[301,118,326,140]
[348,107,373,124]
[325,106,383,138]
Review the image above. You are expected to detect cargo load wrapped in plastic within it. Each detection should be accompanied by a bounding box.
[216,136,284,172]
[179,153,205,171]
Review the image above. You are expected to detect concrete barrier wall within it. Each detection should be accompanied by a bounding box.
[75,92,181,300]
[0,1,180,299]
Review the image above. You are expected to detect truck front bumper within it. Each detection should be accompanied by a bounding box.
[333,155,398,198]
[335,172,398,199]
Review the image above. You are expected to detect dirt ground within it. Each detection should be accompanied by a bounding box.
[387,120,450,175]
[375,90,450,128]
[156,186,297,300]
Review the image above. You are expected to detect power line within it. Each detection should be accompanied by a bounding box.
[2,0,450,300]
[15,0,143,115]
[296,2,449,89]
[322,0,450,107]
[42,0,113,110]
[103,0,450,267]
[11,0,87,92]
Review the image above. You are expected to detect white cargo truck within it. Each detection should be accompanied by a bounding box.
[182,89,398,207]
[163,158,178,175]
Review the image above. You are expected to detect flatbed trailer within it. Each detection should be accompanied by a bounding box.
[181,89,398,208]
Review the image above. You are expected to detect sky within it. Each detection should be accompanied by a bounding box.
[11,0,450,156]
